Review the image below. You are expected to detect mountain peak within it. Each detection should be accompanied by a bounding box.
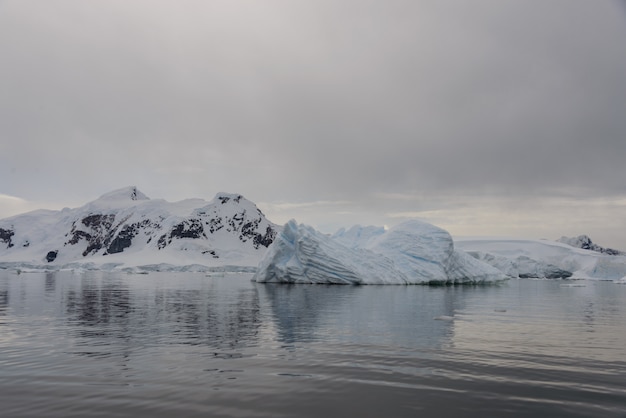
[97,186,150,202]
[213,192,245,205]
[557,235,623,256]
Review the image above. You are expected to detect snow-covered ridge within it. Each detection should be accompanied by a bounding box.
[0,187,278,271]
[253,219,506,285]
[557,235,624,256]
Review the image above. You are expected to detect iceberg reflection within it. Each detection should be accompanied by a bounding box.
[257,283,472,350]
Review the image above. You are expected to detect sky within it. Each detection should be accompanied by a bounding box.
[1,0,626,248]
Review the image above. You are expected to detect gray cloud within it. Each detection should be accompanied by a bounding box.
[1,0,625,246]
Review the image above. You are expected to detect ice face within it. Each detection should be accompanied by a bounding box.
[253,220,408,284]
[254,219,506,285]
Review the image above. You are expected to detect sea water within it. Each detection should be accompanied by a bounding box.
[0,271,624,417]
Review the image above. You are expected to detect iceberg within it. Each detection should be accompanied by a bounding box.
[332,225,386,249]
[253,219,506,285]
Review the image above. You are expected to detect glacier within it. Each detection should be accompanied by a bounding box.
[456,238,626,281]
[253,219,506,285]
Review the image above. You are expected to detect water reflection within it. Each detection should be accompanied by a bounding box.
[1,272,626,418]
[45,272,56,294]
[257,283,469,351]
[61,273,262,356]
[0,275,8,324]
[450,279,626,363]
[257,284,352,344]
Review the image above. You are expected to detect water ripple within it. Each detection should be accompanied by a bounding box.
[1,272,625,417]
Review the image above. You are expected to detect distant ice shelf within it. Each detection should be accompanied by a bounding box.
[456,237,626,281]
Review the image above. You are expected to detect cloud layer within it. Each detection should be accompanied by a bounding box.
[1,1,625,246]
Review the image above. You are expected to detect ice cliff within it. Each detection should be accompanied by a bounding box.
[253,219,506,284]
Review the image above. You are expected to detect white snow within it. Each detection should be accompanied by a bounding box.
[253,219,506,285]
[0,187,277,272]
[456,237,626,281]
[4,186,625,283]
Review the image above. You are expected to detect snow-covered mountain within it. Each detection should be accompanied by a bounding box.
[557,235,624,256]
[0,186,278,272]
[3,187,626,283]
[253,219,506,284]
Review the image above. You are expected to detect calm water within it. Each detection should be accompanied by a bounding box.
[0,271,625,417]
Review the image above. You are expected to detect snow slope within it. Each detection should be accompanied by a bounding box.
[456,238,626,281]
[0,187,278,272]
[253,219,506,284]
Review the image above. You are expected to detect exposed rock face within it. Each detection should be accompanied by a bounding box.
[66,214,116,256]
[158,219,206,249]
[0,187,278,267]
[106,222,149,254]
[557,235,624,256]
[253,226,276,248]
[46,251,58,262]
[0,228,14,249]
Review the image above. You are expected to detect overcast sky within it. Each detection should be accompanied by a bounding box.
[1,0,626,248]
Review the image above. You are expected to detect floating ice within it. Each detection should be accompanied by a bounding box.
[253,219,506,285]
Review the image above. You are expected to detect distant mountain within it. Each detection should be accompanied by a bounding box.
[557,235,624,256]
[0,186,278,271]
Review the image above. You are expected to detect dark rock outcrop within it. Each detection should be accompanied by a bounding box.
[107,225,135,254]
[0,228,14,249]
[46,250,58,262]
[557,235,624,256]
[66,214,117,256]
